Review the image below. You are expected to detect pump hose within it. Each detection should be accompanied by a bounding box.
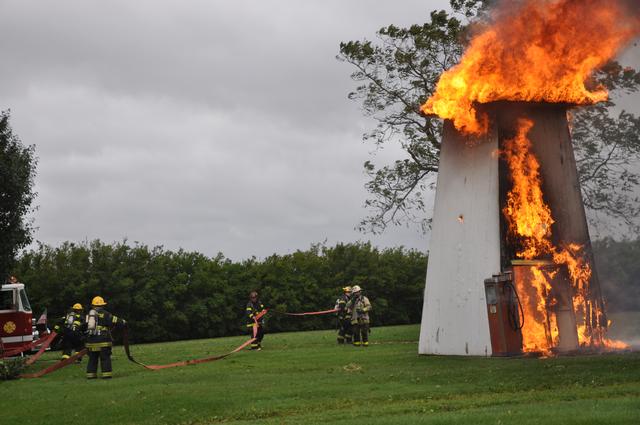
[506,282,525,331]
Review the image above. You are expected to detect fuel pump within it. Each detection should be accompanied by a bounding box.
[484,272,524,356]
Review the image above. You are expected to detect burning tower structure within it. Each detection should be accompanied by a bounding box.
[418,0,639,356]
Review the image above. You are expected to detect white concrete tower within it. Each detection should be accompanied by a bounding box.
[418,120,500,356]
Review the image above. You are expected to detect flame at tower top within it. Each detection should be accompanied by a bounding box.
[421,0,640,135]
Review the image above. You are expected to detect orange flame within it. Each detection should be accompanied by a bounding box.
[421,0,640,134]
[503,122,628,353]
[502,119,554,259]
[514,266,558,352]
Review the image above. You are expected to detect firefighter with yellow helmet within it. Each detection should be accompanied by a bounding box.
[85,296,126,379]
[347,285,372,347]
[334,286,353,344]
[54,303,86,360]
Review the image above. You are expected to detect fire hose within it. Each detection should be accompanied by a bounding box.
[271,308,338,316]
[24,332,59,366]
[122,309,270,370]
[123,307,338,371]
[20,349,87,379]
[19,307,339,377]
[1,331,58,359]
[17,315,267,378]
[17,331,87,379]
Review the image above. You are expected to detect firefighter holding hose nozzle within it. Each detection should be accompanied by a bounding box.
[246,291,266,350]
[348,285,372,347]
[85,296,126,379]
[335,286,353,344]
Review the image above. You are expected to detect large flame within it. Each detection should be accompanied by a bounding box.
[514,265,558,352]
[421,0,640,135]
[503,121,628,353]
[502,119,554,259]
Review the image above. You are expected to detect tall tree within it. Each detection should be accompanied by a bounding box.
[0,110,37,280]
[339,1,640,235]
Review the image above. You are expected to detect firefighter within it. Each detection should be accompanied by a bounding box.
[246,291,266,350]
[334,286,353,344]
[85,296,126,379]
[348,285,372,347]
[54,303,85,360]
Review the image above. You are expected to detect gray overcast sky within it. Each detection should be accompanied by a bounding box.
[1,1,638,260]
[0,0,453,260]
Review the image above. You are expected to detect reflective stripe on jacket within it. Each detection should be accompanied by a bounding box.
[335,294,351,319]
[349,295,372,324]
[85,307,125,349]
[64,311,85,332]
[246,301,266,327]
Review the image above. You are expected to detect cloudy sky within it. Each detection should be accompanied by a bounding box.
[1,1,638,260]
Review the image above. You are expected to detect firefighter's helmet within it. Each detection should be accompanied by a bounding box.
[91,296,107,306]
[343,286,352,293]
[351,285,362,293]
[72,303,83,310]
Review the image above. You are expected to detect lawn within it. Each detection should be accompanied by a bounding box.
[1,324,639,425]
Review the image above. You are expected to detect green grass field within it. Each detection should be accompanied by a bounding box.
[2,324,639,425]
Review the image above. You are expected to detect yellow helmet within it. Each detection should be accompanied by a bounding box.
[72,303,83,310]
[342,286,352,293]
[91,296,107,306]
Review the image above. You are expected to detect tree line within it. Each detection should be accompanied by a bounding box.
[11,240,427,344]
[9,237,639,345]
[593,238,640,313]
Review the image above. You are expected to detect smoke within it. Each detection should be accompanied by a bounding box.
[482,0,640,47]
[620,0,640,19]
[607,312,640,348]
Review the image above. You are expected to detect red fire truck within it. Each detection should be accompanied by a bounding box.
[0,280,35,353]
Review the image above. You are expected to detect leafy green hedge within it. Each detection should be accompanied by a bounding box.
[13,241,427,344]
[0,357,26,380]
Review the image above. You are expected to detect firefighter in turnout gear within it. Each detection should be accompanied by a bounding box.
[53,303,85,360]
[334,286,353,344]
[85,296,126,379]
[246,291,266,350]
[347,285,372,347]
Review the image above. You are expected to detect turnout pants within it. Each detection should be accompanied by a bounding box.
[352,322,369,346]
[250,324,265,349]
[62,330,84,358]
[337,318,352,344]
[86,347,113,379]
